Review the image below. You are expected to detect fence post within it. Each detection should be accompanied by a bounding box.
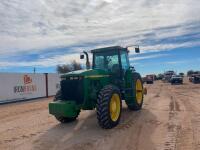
[44,73,48,98]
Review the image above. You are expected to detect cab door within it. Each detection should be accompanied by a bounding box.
[119,50,130,77]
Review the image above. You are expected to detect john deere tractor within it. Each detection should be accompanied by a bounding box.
[49,46,146,129]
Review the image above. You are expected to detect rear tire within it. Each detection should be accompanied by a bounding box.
[126,72,144,111]
[53,90,79,123]
[96,85,122,129]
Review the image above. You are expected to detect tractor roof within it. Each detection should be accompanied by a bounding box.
[91,46,126,53]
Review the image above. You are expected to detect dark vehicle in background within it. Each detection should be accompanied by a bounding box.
[189,73,200,84]
[163,71,175,82]
[146,75,154,84]
[170,75,183,85]
[193,75,200,84]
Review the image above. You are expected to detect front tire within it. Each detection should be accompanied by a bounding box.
[53,90,79,123]
[96,85,122,129]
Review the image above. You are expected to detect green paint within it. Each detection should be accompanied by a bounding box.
[124,69,134,105]
[49,46,143,119]
[61,69,109,78]
[49,101,80,117]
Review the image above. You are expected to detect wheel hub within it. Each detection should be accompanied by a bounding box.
[110,94,120,121]
[136,79,143,104]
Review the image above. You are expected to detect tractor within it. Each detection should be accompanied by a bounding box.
[49,46,146,129]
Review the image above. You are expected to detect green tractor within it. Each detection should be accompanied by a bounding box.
[49,46,146,129]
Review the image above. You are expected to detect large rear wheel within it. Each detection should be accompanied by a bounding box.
[53,90,80,123]
[96,85,122,129]
[126,72,144,111]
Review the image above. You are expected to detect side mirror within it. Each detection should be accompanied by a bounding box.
[126,45,140,53]
[135,47,140,53]
[80,54,84,59]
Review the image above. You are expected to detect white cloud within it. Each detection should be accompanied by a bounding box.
[139,41,200,53]
[130,54,169,61]
[165,58,200,65]
[0,53,85,67]
[0,0,200,67]
[165,61,187,64]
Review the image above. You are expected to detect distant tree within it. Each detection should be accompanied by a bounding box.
[56,60,82,74]
[71,60,82,70]
[187,70,194,76]
[157,74,164,80]
[56,64,71,74]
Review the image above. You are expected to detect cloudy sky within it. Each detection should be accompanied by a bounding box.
[0,0,200,75]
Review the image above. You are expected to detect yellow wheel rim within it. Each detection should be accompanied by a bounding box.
[136,79,143,104]
[110,94,121,122]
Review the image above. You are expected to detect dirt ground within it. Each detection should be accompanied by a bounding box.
[0,78,200,150]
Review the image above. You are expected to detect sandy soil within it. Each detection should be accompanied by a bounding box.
[0,79,200,150]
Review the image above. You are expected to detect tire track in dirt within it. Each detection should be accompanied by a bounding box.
[162,85,182,150]
[55,113,139,150]
[174,94,195,150]
[173,84,200,150]
[192,114,200,150]
[94,110,158,150]
[3,131,43,144]
[167,82,200,150]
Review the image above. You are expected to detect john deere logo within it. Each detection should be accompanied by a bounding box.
[14,75,37,94]
[24,75,32,84]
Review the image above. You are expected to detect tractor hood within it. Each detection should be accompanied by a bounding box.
[60,69,110,78]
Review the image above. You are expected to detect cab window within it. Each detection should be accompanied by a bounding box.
[120,51,129,70]
[93,50,119,72]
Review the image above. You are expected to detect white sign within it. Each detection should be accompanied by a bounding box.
[0,73,45,103]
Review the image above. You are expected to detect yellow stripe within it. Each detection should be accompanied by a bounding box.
[85,75,110,78]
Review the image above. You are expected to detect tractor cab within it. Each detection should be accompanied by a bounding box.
[81,46,140,79]
[92,46,129,78]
